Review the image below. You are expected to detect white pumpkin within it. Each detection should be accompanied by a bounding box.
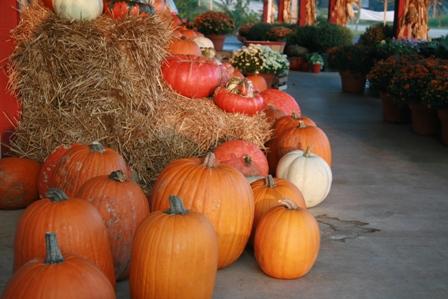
[53,0,103,21]
[276,149,332,208]
[193,36,215,49]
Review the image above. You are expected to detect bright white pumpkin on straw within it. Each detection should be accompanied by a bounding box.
[53,0,103,21]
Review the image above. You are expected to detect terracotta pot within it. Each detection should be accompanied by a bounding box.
[244,41,286,53]
[339,71,366,94]
[437,109,448,145]
[289,57,303,71]
[409,103,439,136]
[207,34,226,51]
[380,92,410,124]
[311,64,321,73]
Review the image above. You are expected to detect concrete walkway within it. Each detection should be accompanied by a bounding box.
[1,72,448,298]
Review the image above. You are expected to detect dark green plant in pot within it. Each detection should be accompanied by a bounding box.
[194,11,235,35]
[245,22,276,41]
[358,24,394,47]
[373,39,419,61]
[327,45,374,74]
[422,59,448,108]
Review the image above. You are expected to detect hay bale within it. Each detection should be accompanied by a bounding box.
[7,3,271,189]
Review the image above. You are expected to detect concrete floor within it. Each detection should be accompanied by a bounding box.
[1,72,448,298]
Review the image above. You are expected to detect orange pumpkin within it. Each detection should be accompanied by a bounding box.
[168,37,202,56]
[151,153,254,268]
[274,114,317,137]
[276,121,332,166]
[254,199,320,279]
[2,232,115,299]
[251,175,306,230]
[246,74,268,92]
[77,170,150,280]
[177,27,202,39]
[0,157,40,210]
[130,195,218,299]
[13,188,115,285]
[48,141,129,196]
[261,89,301,121]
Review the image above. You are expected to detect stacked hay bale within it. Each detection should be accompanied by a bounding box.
[7,3,270,189]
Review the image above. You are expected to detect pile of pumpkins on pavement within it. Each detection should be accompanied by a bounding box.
[0,2,333,299]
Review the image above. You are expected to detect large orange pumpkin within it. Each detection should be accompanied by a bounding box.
[2,232,115,299]
[77,170,150,280]
[13,188,115,285]
[161,55,223,98]
[254,199,320,279]
[130,195,218,299]
[168,37,202,56]
[48,141,129,196]
[274,114,316,137]
[276,121,332,166]
[246,74,268,92]
[261,89,301,121]
[251,175,306,230]
[0,157,40,210]
[151,153,254,268]
[214,139,268,177]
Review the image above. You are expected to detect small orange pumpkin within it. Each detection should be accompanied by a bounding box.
[168,37,202,56]
[130,195,218,299]
[2,232,115,299]
[246,74,268,92]
[255,199,320,279]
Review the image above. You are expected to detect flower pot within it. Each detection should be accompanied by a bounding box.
[437,109,448,145]
[380,92,410,124]
[409,103,439,136]
[339,71,366,94]
[311,64,321,73]
[206,34,226,51]
[244,41,286,53]
[289,57,303,71]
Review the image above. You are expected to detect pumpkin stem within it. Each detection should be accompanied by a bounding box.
[109,170,126,183]
[203,152,217,168]
[297,120,306,128]
[165,195,188,215]
[243,155,252,165]
[46,188,69,202]
[89,141,105,153]
[303,147,312,157]
[265,175,276,188]
[291,112,300,120]
[45,232,64,264]
[279,199,299,210]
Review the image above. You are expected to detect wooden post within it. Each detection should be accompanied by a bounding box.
[0,0,20,157]
[393,0,407,38]
[278,0,285,22]
[328,0,337,24]
[298,0,316,26]
[263,0,269,22]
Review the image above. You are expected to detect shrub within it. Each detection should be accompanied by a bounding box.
[327,44,374,74]
[194,11,235,35]
[358,24,394,47]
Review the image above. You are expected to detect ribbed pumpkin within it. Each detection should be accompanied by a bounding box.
[251,175,306,229]
[13,189,115,285]
[130,195,218,299]
[2,232,115,299]
[38,144,82,198]
[48,141,129,196]
[274,114,317,137]
[151,153,254,268]
[162,55,223,98]
[255,199,320,279]
[261,89,301,119]
[168,37,202,56]
[246,74,268,92]
[0,157,40,210]
[77,170,150,280]
[276,121,332,166]
[214,140,268,177]
[277,149,332,208]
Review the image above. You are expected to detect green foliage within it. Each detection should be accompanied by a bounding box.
[428,15,448,27]
[174,0,207,22]
[373,40,419,61]
[194,11,235,35]
[358,24,394,47]
[245,23,277,40]
[216,0,260,30]
[327,45,374,74]
[285,45,309,57]
[307,53,324,65]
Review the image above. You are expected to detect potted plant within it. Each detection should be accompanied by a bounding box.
[307,53,324,73]
[194,11,235,51]
[286,45,309,71]
[327,45,374,94]
[230,44,289,87]
[245,25,293,53]
[237,23,254,43]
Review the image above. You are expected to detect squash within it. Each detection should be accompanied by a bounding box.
[168,37,202,56]
[214,139,268,177]
[162,55,223,98]
[276,149,332,208]
[255,199,320,279]
[276,120,332,166]
[261,89,301,121]
[246,74,268,92]
[77,170,150,280]
[13,188,115,285]
[213,77,265,115]
[193,36,214,49]
[251,175,306,230]
[130,195,218,299]
[48,141,129,196]
[2,232,115,299]
[0,157,40,210]
[106,0,155,19]
[151,153,254,268]
[53,0,103,21]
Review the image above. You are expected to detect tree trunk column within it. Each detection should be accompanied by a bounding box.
[394,0,429,40]
[278,0,285,22]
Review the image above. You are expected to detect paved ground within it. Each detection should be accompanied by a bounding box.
[1,72,448,298]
